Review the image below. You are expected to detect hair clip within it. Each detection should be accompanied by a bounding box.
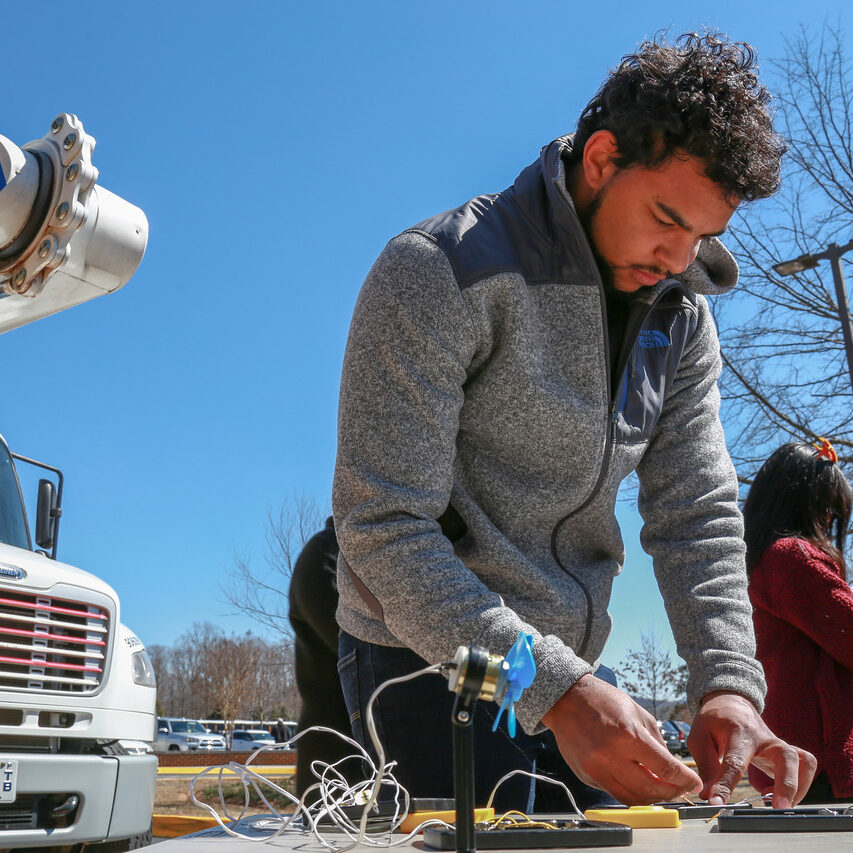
[813,437,838,464]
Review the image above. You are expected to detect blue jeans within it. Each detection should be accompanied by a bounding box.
[337,632,618,813]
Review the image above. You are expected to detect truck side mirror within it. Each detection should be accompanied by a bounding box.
[35,478,58,550]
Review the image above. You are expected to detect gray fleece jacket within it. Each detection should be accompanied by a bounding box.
[333,135,766,734]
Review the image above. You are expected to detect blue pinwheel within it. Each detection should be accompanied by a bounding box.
[491,632,536,737]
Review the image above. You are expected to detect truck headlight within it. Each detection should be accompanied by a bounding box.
[131,649,156,687]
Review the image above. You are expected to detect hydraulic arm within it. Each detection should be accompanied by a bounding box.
[0,114,148,333]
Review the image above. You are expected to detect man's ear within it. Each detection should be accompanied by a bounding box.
[582,130,620,191]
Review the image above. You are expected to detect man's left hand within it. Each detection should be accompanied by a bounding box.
[688,691,816,807]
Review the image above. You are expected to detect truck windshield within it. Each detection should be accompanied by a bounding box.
[0,440,30,550]
[171,721,208,734]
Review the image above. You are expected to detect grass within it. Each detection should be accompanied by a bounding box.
[155,776,297,817]
[198,779,296,809]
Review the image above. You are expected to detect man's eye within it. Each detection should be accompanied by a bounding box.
[654,216,674,228]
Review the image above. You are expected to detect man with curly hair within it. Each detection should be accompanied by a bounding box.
[333,33,816,810]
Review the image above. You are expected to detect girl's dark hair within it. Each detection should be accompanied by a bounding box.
[571,32,787,202]
[743,442,852,574]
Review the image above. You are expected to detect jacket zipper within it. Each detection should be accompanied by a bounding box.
[550,282,680,659]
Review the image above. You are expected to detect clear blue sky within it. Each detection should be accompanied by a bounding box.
[2,1,848,671]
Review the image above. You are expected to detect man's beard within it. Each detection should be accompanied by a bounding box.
[575,186,618,293]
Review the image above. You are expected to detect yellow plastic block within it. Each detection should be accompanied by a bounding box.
[398,807,495,834]
[584,805,681,828]
[152,814,231,838]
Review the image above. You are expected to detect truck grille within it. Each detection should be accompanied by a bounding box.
[0,793,40,829]
[0,793,80,830]
[0,588,108,694]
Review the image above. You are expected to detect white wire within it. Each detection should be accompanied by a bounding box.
[335,662,445,852]
[188,725,383,847]
[186,663,452,847]
[484,768,585,820]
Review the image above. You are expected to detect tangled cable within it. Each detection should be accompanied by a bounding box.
[186,656,584,846]
[188,662,453,848]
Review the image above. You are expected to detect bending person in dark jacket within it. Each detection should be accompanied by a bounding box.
[288,517,353,797]
[334,32,815,810]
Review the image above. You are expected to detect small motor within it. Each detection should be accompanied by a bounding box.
[447,633,535,736]
[443,633,535,853]
[447,645,511,703]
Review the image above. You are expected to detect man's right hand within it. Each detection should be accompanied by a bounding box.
[541,674,703,805]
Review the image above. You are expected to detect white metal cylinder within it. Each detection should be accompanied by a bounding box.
[75,185,149,292]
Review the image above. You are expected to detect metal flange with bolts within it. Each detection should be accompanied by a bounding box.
[0,113,148,333]
[0,114,98,298]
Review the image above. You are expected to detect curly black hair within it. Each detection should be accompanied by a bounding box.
[571,32,786,202]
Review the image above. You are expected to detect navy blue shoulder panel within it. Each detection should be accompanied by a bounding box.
[614,285,700,445]
[405,163,568,291]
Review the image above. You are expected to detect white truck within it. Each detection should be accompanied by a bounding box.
[0,116,157,851]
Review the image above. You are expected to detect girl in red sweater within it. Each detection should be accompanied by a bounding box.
[744,440,852,803]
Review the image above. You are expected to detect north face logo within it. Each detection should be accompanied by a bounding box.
[638,330,670,348]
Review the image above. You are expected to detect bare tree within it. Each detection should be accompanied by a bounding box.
[247,640,301,721]
[715,22,853,480]
[147,643,170,716]
[669,664,690,722]
[615,630,683,719]
[223,495,324,641]
[197,628,268,726]
[153,623,302,722]
[148,635,209,719]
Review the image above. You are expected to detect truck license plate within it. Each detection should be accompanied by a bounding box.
[0,760,17,802]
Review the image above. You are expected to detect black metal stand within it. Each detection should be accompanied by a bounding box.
[424,641,634,851]
[451,692,477,853]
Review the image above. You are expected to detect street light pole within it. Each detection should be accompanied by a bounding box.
[824,242,853,394]
[773,237,853,393]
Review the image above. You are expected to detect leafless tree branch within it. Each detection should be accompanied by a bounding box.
[220,495,324,642]
[715,21,853,496]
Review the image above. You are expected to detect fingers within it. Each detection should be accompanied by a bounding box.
[705,746,749,806]
[691,692,770,805]
[751,743,817,808]
[793,748,818,805]
[690,695,817,807]
[582,733,703,805]
[687,725,727,803]
[639,741,703,793]
[690,721,752,805]
[592,765,675,806]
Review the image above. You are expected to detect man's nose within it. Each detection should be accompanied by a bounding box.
[657,235,701,274]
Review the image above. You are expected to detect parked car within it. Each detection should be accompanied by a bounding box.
[154,717,227,752]
[657,720,682,754]
[230,729,277,751]
[198,718,298,740]
[669,719,692,756]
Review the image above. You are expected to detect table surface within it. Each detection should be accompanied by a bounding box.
[154,807,853,852]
